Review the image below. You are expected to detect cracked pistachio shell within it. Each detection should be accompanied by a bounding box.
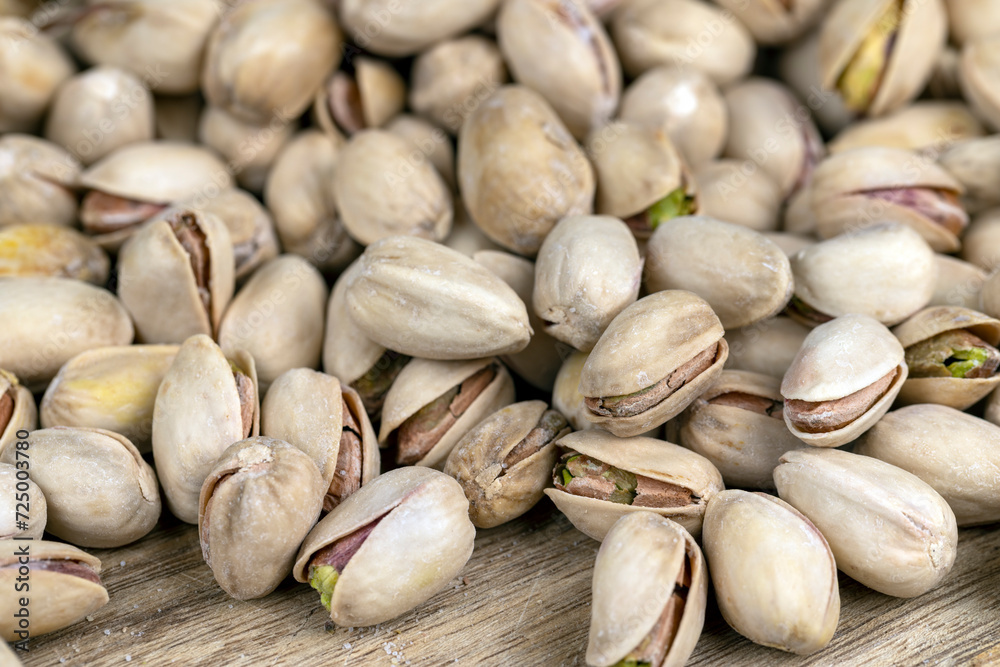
[44,66,155,166]
[724,316,811,381]
[0,224,109,284]
[338,0,499,57]
[857,405,1000,526]
[828,102,985,155]
[703,490,839,655]
[962,208,1000,272]
[264,130,360,272]
[458,85,595,257]
[385,115,456,192]
[586,512,707,667]
[948,0,1000,45]
[0,427,159,548]
[694,160,782,233]
[202,0,341,124]
[941,138,1000,216]
[0,370,36,453]
[930,256,987,310]
[0,278,134,392]
[39,345,178,454]
[444,401,569,528]
[0,134,80,228]
[72,0,219,95]
[723,78,826,201]
[218,255,327,391]
[260,369,379,508]
[679,371,802,490]
[553,350,594,432]
[544,429,724,541]
[820,0,946,117]
[712,0,831,45]
[118,207,235,345]
[474,251,563,391]
[198,106,294,194]
[333,130,453,246]
[0,540,107,642]
[961,36,1000,132]
[323,261,389,389]
[199,436,325,600]
[152,335,260,524]
[781,314,906,448]
[155,94,203,143]
[345,236,532,360]
[646,217,794,330]
[292,466,476,626]
[497,0,621,140]
[409,35,508,135]
[533,216,642,352]
[581,290,728,437]
[611,0,755,86]
[315,57,405,139]
[0,18,74,133]
[0,463,45,539]
[378,357,515,469]
[775,448,957,597]
[789,224,937,327]
[892,306,1000,409]
[810,147,968,252]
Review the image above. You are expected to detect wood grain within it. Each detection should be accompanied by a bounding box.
[17,500,1000,666]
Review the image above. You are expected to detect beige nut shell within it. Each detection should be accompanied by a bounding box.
[0,134,80,228]
[724,316,811,380]
[322,261,387,387]
[338,0,499,57]
[0,370,37,453]
[0,462,46,540]
[961,35,1000,132]
[0,224,109,284]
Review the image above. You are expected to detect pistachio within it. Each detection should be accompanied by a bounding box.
[703,490,839,654]
[774,448,957,598]
[929,256,987,310]
[586,512,707,667]
[780,31,855,135]
[444,401,570,528]
[315,57,405,138]
[981,269,1000,322]
[763,232,816,258]
[724,316,811,380]
[198,106,294,194]
[828,101,985,155]
[0,224,109,285]
[947,0,1000,46]
[385,115,456,192]
[0,372,35,457]
[552,350,594,432]
[199,437,326,599]
[712,0,831,45]
[0,18,74,133]
[694,160,783,233]
[939,137,1000,215]
[960,35,1000,132]
[0,463,45,540]
[292,467,476,627]
[544,429,724,541]
[0,134,80,229]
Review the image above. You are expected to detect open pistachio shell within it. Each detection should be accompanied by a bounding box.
[712,0,831,45]
[703,491,839,654]
[828,101,985,155]
[315,57,405,138]
[695,160,783,233]
[0,134,80,228]
[199,437,325,600]
[779,31,855,135]
[152,335,260,524]
[444,401,570,528]
[781,314,906,448]
[960,35,1000,132]
[930,256,987,310]
[580,290,728,437]
[292,467,476,627]
[544,429,724,541]
[774,448,957,598]
[0,540,108,642]
[586,512,707,667]
[39,345,178,454]
[0,224,109,284]
[198,106,294,194]
[939,137,1000,215]
[0,463,45,540]
[0,372,35,459]
[0,18,74,133]
[724,316,811,380]
[679,370,802,490]
[378,357,515,469]
[553,350,594,432]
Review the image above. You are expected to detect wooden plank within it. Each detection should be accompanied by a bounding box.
[17,501,1000,666]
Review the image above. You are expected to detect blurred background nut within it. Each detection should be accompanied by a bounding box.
[962,208,1000,273]
[947,0,1000,46]
[960,35,1000,132]
[780,31,855,135]
[694,160,782,233]
[0,224,109,284]
[938,137,1000,215]
[197,106,294,194]
[929,256,987,310]
[0,370,35,453]
[315,56,405,138]
[723,316,811,381]
[827,102,985,155]
[0,17,74,133]
[0,134,81,228]
[385,115,457,193]
[155,94,203,142]
[0,463,45,540]
[711,0,831,45]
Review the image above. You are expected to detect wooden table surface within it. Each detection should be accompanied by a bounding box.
[18,499,1000,667]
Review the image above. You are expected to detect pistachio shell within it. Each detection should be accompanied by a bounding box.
[316,57,405,137]
[779,32,855,135]
[586,513,707,667]
[948,0,1000,45]
[764,231,816,258]
[385,115,456,192]
[198,106,294,193]
[199,436,325,599]
[323,261,389,388]
[703,490,839,654]
[0,18,74,133]
[960,35,1000,132]
[981,269,1000,321]
[828,102,985,155]
[0,463,45,540]
[962,208,1000,272]
[0,370,36,458]
[292,467,476,627]
[0,134,80,228]
[39,345,178,454]
[712,0,830,45]
[774,448,957,598]
[544,429,724,540]
[694,160,782,232]
[939,137,1000,215]
[929,256,987,310]
[552,350,594,432]
[0,224,109,284]
[724,316,811,380]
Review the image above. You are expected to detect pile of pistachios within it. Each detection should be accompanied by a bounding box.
[2,0,1000,663]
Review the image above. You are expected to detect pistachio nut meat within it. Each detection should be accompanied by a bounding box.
[703,491,839,655]
[198,106,294,194]
[694,160,783,233]
[544,429,724,541]
[645,217,794,331]
[712,0,831,45]
[118,207,235,345]
[774,448,957,598]
[344,236,532,360]
[679,371,802,490]
[781,314,906,448]
[0,134,81,229]
[0,18,74,134]
[39,345,178,454]
[260,369,380,512]
[960,35,1000,132]
[819,0,947,116]
[0,224,109,285]
[444,401,571,528]
[552,350,594,432]
[0,463,45,540]
[939,136,1000,215]
[893,306,1000,410]
[827,101,985,155]
[810,147,969,252]
[586,512,707,667]
[199,437,326,600]
[0,541,108,642]
[856,405,1000,526]
[580,291,729,437]
[293,467,476,627]
[0,371,37,454]
[152,335,259,524]
[379,358,515,469]
[929,256,987,310]
[723,316,811,386]
[314,57,405,139]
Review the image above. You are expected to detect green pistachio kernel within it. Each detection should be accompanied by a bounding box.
[647,188,696,230]
[309,565,340,611]
[836,0,903,111]
[944,347,991,378]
